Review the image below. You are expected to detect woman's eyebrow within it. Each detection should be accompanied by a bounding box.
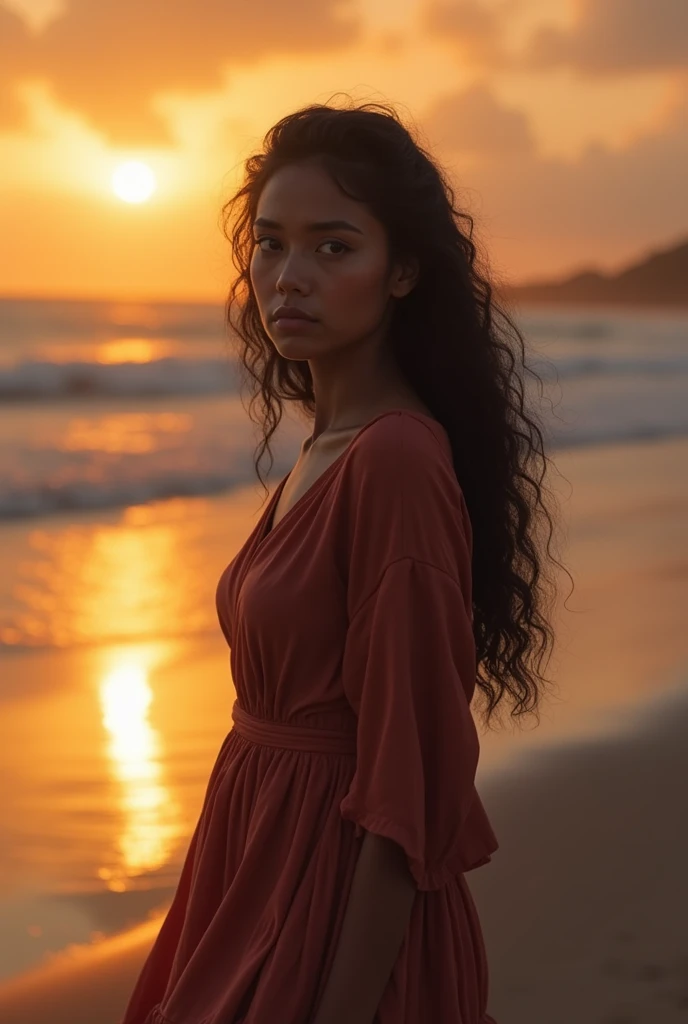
[253,217,364,235]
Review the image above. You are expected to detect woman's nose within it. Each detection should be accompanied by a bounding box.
[275,251,310,293]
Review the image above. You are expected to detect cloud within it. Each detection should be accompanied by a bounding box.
[422,83,535,156]
[0,0,361,144]
[0,6,35,128]
[525,0,688,74]
[421,81,688,279]
[420,0,513,68]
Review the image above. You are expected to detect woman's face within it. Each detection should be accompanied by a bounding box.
[249,159,416,360]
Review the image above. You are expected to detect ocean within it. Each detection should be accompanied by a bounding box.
[1,296,687,522]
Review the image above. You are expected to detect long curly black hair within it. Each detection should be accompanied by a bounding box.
[220,96,573,732]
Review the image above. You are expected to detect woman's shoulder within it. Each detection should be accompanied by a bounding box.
[341,409,469,540]
[341,409,473,596]
[351,407,449,457]
[346,409,456,487]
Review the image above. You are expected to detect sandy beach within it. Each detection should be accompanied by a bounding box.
[1,0,687,1013]
[0,434,686,1023]
[0,687,686,1024]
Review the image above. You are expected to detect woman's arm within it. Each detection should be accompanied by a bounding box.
[311,829,417,1024]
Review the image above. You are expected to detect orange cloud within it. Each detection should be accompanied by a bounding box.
[420,0,514,68]
[525,0,688,74]
[0,0,361,144]
[423,83,535,156]
[421,81,688,278]
[0,6,34,129]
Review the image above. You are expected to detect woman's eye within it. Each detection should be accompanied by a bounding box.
[255,236,278,252]
[253,237,349,255]
[318,240,349,255]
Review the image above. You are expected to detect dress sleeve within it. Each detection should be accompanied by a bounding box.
[339,557,498,891]
[338,415,498,890]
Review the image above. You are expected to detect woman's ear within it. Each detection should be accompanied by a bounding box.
[390,254,420,299]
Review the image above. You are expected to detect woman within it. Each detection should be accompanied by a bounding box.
[121,98,568,1024]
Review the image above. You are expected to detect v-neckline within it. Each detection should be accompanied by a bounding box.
[257,408,445,549]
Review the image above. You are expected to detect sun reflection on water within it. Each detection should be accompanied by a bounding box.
[98,659,182,890]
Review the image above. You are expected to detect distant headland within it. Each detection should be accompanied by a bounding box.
[501,237,688,309]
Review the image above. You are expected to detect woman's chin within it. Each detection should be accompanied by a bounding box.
[271,333,323,359]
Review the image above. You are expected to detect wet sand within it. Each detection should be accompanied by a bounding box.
[0,435,686,1022]
[0,684,686,1024]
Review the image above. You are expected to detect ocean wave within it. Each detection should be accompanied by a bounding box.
[1,351,685,402]
[0,357,239,400]
[1,420,687,521]
[0,468,250,520]
[532,354,688,381]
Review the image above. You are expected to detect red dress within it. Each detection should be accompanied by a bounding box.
[121,409,499,1024]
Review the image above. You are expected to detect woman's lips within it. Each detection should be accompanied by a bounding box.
[273,316,318,332]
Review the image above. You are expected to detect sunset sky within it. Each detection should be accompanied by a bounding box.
[1,0,686,301]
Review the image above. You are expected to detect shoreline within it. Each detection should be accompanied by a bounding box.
[0,678,685,1022]
[0,432,687,1021]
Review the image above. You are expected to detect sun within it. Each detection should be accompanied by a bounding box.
[112,161,157,204]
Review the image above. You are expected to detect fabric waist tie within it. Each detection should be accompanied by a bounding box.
[231,701,357,755]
